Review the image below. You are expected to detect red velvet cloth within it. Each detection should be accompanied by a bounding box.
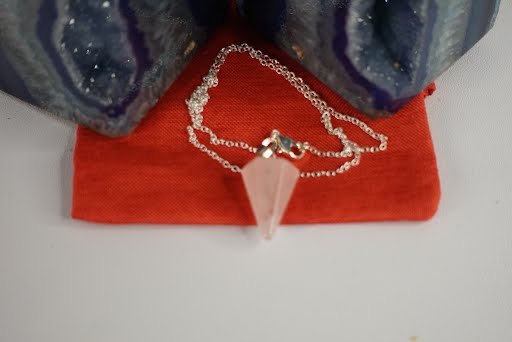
[72,21,440,225]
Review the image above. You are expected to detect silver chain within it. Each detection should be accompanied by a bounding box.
[186,43,388,178]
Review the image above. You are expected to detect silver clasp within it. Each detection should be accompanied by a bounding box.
[257,130,306,160]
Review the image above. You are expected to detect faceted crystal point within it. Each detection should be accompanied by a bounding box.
[241,156,300,240]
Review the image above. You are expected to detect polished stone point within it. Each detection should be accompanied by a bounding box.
[0,0,228,136]
[241,156,300,240]
[238,0,501,117]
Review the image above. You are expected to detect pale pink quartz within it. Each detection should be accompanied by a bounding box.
[241,156,300,240]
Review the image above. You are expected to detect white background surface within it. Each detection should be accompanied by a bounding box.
[1,4,511,342]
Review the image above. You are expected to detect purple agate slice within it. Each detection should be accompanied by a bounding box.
[0,0,228,136]
[238,0,501,117]
[0,0,502,136]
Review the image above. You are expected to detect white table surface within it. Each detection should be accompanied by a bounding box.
[1,4,511,342]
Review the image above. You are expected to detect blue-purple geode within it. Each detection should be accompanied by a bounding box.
[0,0,502,136]
[239,0,501,116]
[0,0,228,136]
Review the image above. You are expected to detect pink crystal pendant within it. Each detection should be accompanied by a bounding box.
[241,156,300,240]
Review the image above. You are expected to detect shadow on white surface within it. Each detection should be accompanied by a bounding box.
[60,128,76,219]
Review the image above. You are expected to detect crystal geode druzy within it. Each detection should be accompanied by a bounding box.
[0,0,501,136]
[239,0,501,117]
[0,0,228,136]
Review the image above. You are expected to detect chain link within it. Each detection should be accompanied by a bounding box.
[186,43,388,178]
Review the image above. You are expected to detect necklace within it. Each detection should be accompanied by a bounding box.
[186,44,388,239]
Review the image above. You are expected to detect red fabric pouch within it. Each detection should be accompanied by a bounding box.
[72,23,440,225]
